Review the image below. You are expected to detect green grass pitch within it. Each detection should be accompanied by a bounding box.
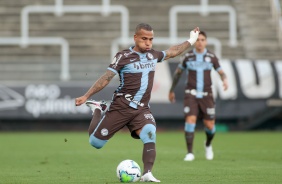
[1,131,282,183]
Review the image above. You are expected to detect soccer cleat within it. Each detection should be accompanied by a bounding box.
[140,172,160,182]
[184,153,195,161]
[85,100,108,114]
[205,143,214,160]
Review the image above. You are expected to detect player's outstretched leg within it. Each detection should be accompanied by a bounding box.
[204,126,216,160]
[139,124,160,182]
[85,100,108,136]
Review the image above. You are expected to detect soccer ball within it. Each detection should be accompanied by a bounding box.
[116,159,141,183]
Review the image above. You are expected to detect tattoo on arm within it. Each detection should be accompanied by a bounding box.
[219,71,227,81]
[84,70,116,98]
[169,69,183,92]
[165,41,190,60]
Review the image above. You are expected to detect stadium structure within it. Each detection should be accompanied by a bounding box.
[0,0,281,131]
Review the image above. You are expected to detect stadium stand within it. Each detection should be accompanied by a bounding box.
[234,0,282,59]
[0,0,281,82]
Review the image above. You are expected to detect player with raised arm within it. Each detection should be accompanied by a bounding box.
[75,23,199,182]
[168,31,228,161]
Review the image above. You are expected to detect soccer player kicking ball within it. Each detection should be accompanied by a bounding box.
[75,23,199,182]
[168,31,228,161]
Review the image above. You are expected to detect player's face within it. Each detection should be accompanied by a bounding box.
[133,29,154,53]
[194,34,207,53]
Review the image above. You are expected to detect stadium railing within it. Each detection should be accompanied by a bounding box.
[0,37,70,81]
[0,0,233,81]
[112,0,238,60]
[169,0,238,47]
[0,0,129,81]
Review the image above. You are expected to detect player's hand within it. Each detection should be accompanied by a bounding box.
[187,27,200,46]
[168,91,176,103]
[75,96,88,106]
[223,79,229,91]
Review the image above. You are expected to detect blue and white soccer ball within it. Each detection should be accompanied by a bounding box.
[116,159,141,183]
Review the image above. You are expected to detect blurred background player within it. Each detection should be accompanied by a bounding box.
[168,31,228,161]
[75,23,200,181]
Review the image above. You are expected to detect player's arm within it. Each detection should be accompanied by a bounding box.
[218,69,228,91]
[75,70,116,106]
[164,27,199,60]
[84,70,116,98]
[168,68,183,103]
[170,68,183,93]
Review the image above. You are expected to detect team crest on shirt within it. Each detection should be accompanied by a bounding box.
[205,57,211,62]
[147,53,154,60]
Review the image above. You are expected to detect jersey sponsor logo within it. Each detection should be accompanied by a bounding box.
[186,61,213,70]
[101,128,108,136]
[124,51,133,57]
[130,58,137,62]
[133,62,155,70]
[125,94,144,107]
[125,94,134,101]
